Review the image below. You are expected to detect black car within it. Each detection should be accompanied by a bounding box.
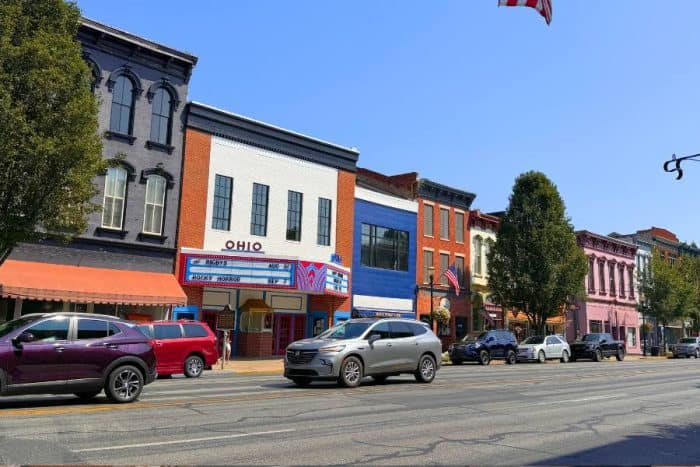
[570,333,625,362]
[448,329,518,365]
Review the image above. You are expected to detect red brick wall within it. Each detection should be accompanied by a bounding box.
[334,170,355,313]
[237,332,273,357]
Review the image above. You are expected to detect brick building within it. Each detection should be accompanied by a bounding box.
[177,102,358,357]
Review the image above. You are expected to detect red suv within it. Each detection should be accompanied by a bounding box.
[136,321,218,378]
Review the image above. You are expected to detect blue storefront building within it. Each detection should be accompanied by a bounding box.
[348,169,418,324]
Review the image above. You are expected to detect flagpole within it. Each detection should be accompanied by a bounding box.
[428,266,435,334]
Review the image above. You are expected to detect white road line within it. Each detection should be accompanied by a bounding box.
[146,385,264,395]
[533,394,624,405]
[72,429,296,453]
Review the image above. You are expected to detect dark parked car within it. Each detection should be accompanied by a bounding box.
[448,329,518,365]
[570,333,625,362]
[671,337,700,358]
[0,313,157,403]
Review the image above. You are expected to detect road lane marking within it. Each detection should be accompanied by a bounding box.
[72,428,296,453]
[533,394,624,405]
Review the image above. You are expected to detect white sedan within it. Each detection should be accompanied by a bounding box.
[517,335,571,363]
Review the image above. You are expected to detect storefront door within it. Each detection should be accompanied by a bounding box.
[273,314,306,355]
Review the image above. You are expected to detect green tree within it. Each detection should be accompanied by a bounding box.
[487,171,587,335]
[0,0,103,263]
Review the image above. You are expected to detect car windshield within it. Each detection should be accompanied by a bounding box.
[461,332,487,343]
[522,336,544,344]
[581,334,600,342]
[680,338,697,344]
[0,316,43,339]
[318,322,372,340]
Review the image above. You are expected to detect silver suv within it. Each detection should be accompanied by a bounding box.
[284,318,442,388]
[672,337,700,358]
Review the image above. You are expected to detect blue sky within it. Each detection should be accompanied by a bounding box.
[80,0,700,243]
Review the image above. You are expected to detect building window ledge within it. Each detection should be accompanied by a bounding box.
[95,226,128,239]
[138,232,168,243]
[146,140,175,154]
[105,131,136,145]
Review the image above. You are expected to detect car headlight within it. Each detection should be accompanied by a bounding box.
[319,344,346,353]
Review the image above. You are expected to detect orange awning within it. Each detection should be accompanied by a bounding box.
[505,311,565,325]
[0,259,186,306]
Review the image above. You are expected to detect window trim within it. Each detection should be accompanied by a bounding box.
[108,74,138,137]
[148,86,175,148]
[101,166,129,231]
[360,223,410,272]
[142,174,167,236]
[317,197,332,246]
[423,249,434,284]
[423,203,434,237]
[212,174,233,231]
[439,207,450,240]
[473,236,483,276]
[455,211,465,243]
[286,190,303,242]
[250,183,270,237]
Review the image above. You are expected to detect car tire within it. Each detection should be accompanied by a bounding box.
[105,365,144,403]
[616,348,625,361]
[537,350,546,364]
[291,377,311,387]
[338,356,363,388]
[593,349,603,362]
[415,354,436,383]
[695,349,699,359]
[560,350,570,363]
[184,355,205,378]
[505,350,516,365]
[371,375,388,384]
[75,390,101,400]
[478,350,491,366]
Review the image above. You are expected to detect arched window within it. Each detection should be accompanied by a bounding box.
[102,167,128,229]
[143,175,166,235]
[473,236,483,275]
[109,76,135,135]
[149,87,173,145]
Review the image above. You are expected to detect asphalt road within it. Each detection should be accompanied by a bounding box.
[1,358,700,465]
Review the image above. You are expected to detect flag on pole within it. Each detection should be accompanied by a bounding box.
[442,264,461,296]
[498,0,552,25]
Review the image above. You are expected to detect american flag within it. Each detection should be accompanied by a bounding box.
[498,0,552,25]
[442,264,461,296]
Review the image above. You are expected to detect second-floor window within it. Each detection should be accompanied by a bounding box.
[588,257,595,292]
[473,236,483,275]
[250,183,269,236]
[109,76,135,135]
[424,204,433,236]
[455,255,465,286]
[360,223,408,271]
[149,88,173,145]
[484,239,493,276]
[619,265,625,298]
[609,263,616,295]
[598,260,606,293]
[102,167,127,230]
[317,198,332,246]
[143,175,166,235]
[423,250,433,284]
[440,208,450,240]
[212,174,233,230]
[629,269,635,298]
[286,191,303,241]
[439,253,449,285]
[455,212,465,243]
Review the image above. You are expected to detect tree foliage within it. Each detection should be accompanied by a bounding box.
[487,171,587,335]
[0,0,103,262]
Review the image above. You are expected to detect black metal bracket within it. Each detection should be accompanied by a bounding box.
[663,153,700,180]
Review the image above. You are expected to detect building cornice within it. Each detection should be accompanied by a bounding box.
[416,180,476,211]
[576,230,637,260]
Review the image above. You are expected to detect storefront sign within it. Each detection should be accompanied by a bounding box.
[217,311,235,330]
[325,267,349,295]
[182,255,295,289]
[224,240,264,253]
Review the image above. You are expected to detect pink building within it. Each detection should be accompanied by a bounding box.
[568,231,640,354]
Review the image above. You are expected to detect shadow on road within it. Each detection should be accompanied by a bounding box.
[535,423,700,465]
[0,396,109,409]
[269,377,424,390]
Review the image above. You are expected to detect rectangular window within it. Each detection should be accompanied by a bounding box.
[286,191,303,241]
[317,198,332,246]
[455,212,465,243]
[473,237,483,276]
[440,208,450,240]
[455,256,465,286]
[424,204,433,236]
[598,260,606,293]
[627,327,637,347]
[212,174,233,231]
[102,167,127,230]
[629,269,635,298]
[619,265,625,298]
[143,175,166,235]
[589,320,603,333]
[440,253,449,286]
[423,250,433,284]
[250,183,269,236]
[588,257,595,292]
[360,223,409,271]
[609,263,616,295]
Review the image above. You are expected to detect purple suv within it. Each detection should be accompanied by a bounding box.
[0,313,156,403]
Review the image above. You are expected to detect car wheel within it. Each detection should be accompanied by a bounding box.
[537,350,546,364]
[371,375,388,384]
[505,350,516,365]
[560,350,570,363]
[291,377,311,387]
[415,354,436,383]
[105,365,144,403]
[338,356,363,388]
[184,355,204,378]
[616,348,625,361]
[478,350,491,366]
[695,349,699,359]
[593,349,603,362]
[75,390,101,400]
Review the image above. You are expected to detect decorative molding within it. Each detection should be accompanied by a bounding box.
[137,232,168,244]
[82,53,102,87]
[140,167,175,189]
[104,130,136,145]
[100,159,137,182]
[105,65,143,97]
[94,226,128,239]
[146,140,175,154]
[146,79,181,109]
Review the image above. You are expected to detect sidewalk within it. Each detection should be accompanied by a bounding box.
[211,357,283,376]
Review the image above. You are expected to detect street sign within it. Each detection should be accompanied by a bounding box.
[217,311,235,330]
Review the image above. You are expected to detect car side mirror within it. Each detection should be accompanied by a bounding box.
[600,339,607,344]
[368,334,380,346]
[12,332,35,347]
